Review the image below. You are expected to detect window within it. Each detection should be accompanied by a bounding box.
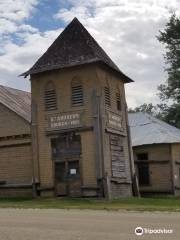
[104,86,111,107]
[51,133,81,159]
[137,153,148,161]
[44,81,57,111]
[116,92,121,111]
[71,78,83,106]
[68,161,80,177]
[55,162,66,182]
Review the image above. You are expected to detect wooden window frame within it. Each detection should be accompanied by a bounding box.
[44,81,57,111]
[104,86,111,107]
[71,78,84,107]
[116,92,121,111]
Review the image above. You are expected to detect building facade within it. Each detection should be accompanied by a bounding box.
[22,18,134,198]
[0,86,32,197]
[129,112,180,196]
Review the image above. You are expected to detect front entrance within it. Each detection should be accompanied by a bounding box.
[51,133,82,197]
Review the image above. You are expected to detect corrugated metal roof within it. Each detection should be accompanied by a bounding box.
[0,85,31,123]
[129,112,180,146]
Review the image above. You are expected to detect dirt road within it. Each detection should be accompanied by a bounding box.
[0,209,179,240]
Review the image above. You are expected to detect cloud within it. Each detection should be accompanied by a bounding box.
[55,0,180,107]
[0,0,180,108]
[0,0,62,90]
[0,0,40,89]
[0,0,38,21]
[0,0,39,36]
[0,28,62,90]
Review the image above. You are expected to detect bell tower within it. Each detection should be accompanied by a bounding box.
[22,18,134,198]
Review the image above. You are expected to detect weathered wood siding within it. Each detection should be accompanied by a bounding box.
[31,63,132,198]
[31,65,99,196]
[0,103,33,197]
[171,143,180,195]
[133,144,173,193]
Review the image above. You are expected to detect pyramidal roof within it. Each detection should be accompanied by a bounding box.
[22,18,133,83]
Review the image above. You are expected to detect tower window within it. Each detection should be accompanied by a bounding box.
[44,82,57,111]
[104,86,111,107]
[72,78,83,106]
[116,92,121,111]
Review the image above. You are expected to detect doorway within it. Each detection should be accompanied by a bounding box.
[137,153,150,186]
[51,132,82,197]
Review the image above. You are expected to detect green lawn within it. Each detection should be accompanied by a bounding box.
[0,197,180,211]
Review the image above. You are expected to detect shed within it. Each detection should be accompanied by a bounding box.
[129,112,180,196]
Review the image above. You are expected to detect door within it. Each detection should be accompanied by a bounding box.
[67,160,81,197]
[52,133,82,197]
[55,162,67,195]
[138,163,150,186]
[137,153,150,186]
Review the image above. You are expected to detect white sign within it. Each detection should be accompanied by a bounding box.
[108,112,123,130]
[70,169,77,175]
[49,113,81,129]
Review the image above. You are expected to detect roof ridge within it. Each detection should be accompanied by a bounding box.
[0,85,31,122]
[0,84,30,94]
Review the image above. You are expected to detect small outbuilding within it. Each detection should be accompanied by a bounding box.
[129,112,180,196]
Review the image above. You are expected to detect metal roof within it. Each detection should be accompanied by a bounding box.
[129,112,180,146]
[21,18,133,83]
[0,85,31,123]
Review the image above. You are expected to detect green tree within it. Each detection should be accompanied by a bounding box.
[128,13,180,128]
[128,103,157,115]
[157,13,180,128]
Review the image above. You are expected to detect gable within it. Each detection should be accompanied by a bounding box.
[0,103,30,137]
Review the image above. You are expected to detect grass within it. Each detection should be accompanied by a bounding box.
[0,196,180,212]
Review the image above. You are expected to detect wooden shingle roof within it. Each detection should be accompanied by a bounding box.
[22,18,133,83]
[0,85,31,123]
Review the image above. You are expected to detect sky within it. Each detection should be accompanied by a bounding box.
[0,0,180,108]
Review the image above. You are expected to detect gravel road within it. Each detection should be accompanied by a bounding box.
[0,209,179,240]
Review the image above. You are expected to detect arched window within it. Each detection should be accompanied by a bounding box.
[104,86,111,107]
[71,77,84,106]
[44,81,57,111]
[116,89,121,111]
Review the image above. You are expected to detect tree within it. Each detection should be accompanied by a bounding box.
[157,13,180,128]
[129,13,180,128]
[128,103,157,115]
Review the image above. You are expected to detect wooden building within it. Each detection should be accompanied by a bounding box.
[129,112,180,196]
[21,18,134,198]
[0,85,33,197]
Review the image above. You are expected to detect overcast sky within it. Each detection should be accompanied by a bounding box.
[0,0,180,107]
